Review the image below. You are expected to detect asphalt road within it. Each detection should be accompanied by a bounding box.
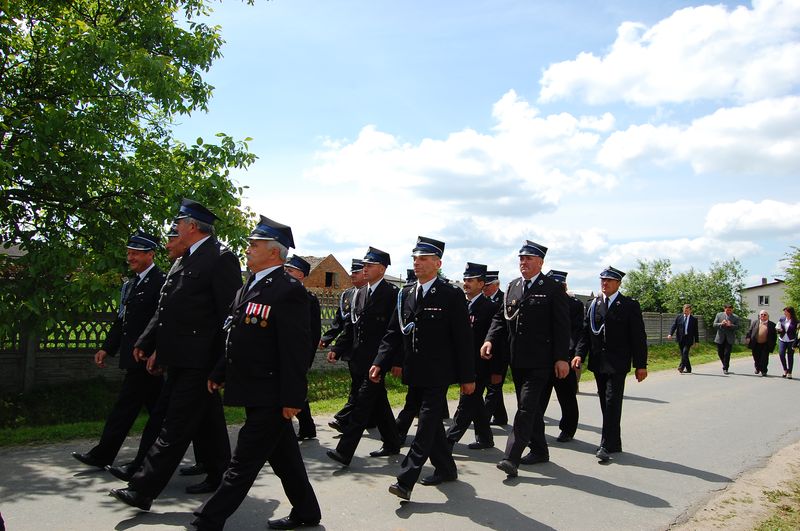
[2,353,800,531]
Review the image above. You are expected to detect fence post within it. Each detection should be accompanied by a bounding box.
[23,332,37,392]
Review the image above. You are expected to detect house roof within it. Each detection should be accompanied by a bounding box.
[742,279,785,291]
[300,255,326,272]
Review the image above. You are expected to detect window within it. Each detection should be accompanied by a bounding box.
[325,272,336,288]
[758,295,770,306]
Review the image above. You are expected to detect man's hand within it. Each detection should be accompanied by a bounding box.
[666,334,673,340]
[480,341,492,359]
[490,373,502,385]
[571,357,582,370]
[461,382,476,395]
[326,351,337,364]
[94,350,108,368]
[635,368,648,382]
[207,380,224,393]
[283,407,301,419]
[391,366,402,378]
[369,365,382,383]
[132,347,147,362]
[554,360,569,379]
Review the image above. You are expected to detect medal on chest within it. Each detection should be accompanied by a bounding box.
[245,302,271,327]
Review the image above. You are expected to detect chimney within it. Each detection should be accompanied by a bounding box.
[762,277,768,285]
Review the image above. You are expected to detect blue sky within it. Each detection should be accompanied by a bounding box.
[175,0,800,294]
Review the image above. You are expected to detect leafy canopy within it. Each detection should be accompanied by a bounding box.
[0,0,256,334]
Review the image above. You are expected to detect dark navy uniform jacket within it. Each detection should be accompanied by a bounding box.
[211,268,311,409]
[136,237,241,369]
[102,266,165,369]
[485,274,570,369]
[375,277,474,387]
[331,280,398,375]
[575,293,648,374]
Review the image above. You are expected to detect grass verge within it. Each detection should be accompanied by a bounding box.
[0,342,748,447]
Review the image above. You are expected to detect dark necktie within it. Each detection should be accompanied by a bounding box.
[124,275,141,304]
[416,286,424,308]
[523,279,532,296]
[596,297,608,324]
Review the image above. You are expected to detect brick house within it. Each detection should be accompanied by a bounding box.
[300,254,352,290]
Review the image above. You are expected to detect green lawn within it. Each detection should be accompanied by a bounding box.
[0,342,749,447]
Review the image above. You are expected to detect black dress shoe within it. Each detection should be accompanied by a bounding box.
[106,463,137,482]
[267,514,320,529]
[420,473,457,486]
[328,420,344,433]
[496,459,518,477]
[369,447,400,457]
[388,482,411,500]
[71,451,107,469]
[556,431,573,443]
[326,449,351,466]
[109,488,152,511]
[179,463,207,476]
[467,440,494,450]
[296,432,316,441]
[596,447,611,463]
[520,451,549,465]
[185,478,220,494]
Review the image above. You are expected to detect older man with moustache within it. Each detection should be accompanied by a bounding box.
[482,241,570,477]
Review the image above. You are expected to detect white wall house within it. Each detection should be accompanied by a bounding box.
[741,278,786,321]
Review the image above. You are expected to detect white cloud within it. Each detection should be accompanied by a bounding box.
[705,199,800,237]
[600,237,762,272]
[597,96,800,176]
[306,90,619,216]
[539,0,800,106]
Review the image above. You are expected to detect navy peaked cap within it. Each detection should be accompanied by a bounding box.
[546,270,568,284]
[412,236,445,258]
[485,270,500,283]
[363,246,391,266]
[518,240,547,258]
[165,222,179,238]
[406,269,417,283]
[463,262,488,280]
[127,231,160,251]
[350,259,364,272]
[285,255,311,276]
[600,265,625,281]
[249,215,295,249]
[175,198,218,225]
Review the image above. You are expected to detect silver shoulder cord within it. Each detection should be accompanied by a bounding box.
[503,281,522,321]
[588,298,606,337]
[349,287,362,324]
[397,288,415,336]
[339,290,350,320]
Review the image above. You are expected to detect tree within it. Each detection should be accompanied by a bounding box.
[663,259,748,331]
[0,1,256,335]
[621,258,672,312]
[782,247,800,310]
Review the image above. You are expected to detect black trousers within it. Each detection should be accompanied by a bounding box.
[397,385,455,489]
[716,340,733,371]
[130,367,231,498]
[505,367,550,463]
[678,342,692,372]
[128,376,204,471]
[193,406,321,531]
[332,362,362,428]
[336,374,400,459]
[539,368,578,438]
[446,379,492,446]
[751,343,771,373]
[484,377,508,424]
[295,400,316,437]
[595,372,626,452]
[88,365,163,465]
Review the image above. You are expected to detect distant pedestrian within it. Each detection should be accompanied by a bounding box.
[777,306,797,378]
[745,310,777,377]
[667,304,700,374]
[713,304,740,374]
